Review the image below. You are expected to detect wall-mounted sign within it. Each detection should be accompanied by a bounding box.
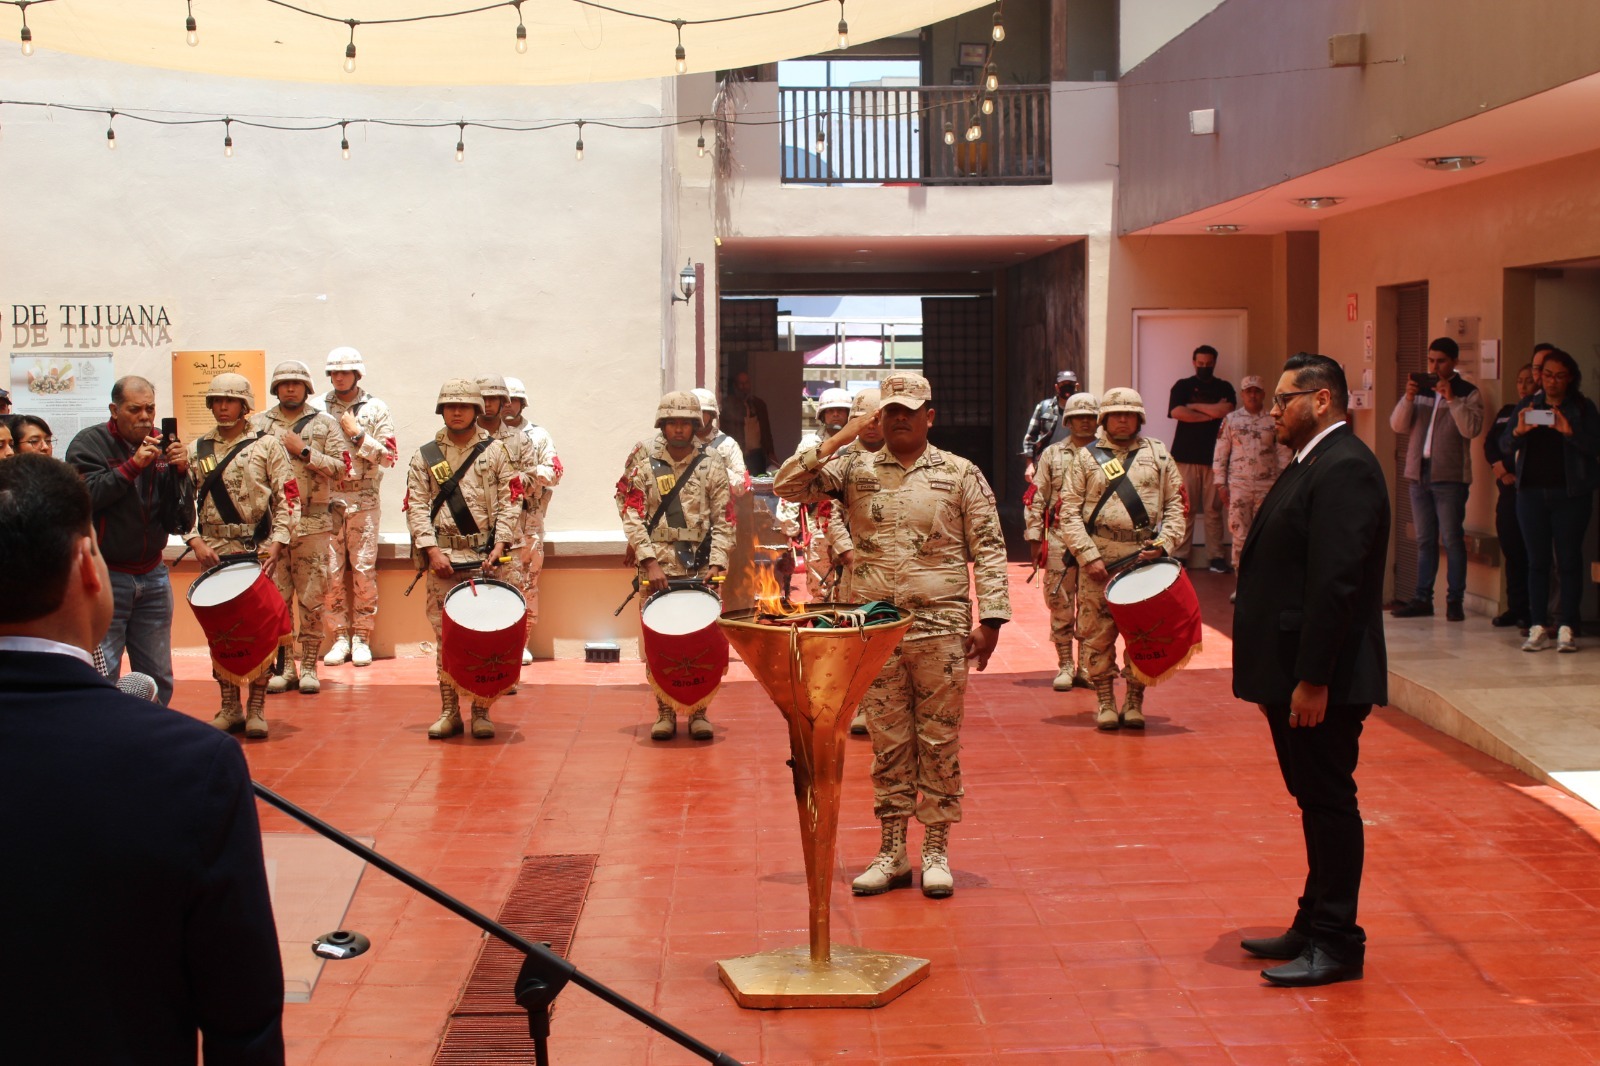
[172,351,267,444]
[1345,293,1358,322]
[7,352,116,440]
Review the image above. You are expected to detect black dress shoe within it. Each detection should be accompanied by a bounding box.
[1491,610,1529,629]
[1391,600,1433,618]
[1240,929,1309,960]
[1261,943,1363,987]
[1446,602,1465,622]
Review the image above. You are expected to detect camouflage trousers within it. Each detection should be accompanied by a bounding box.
[1225,481,1273,569]
[1175,461,1226,564]
[273,531,331,651]
[517,522,545,628]
[803,532,839,602]
[1042,565,1080,647]
[423,559,525,676]
[860,633,968,827]
[1074,539,1141,682]
[326,505,380,638]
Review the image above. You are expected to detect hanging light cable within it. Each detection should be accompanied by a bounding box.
[185,0,198,46]
[340,120,350,159]
[512,0,527,53]
[454,120,465,162]
[574,119,585,161]
[105,110,117,150]
[836,0,848,49]
[672,19,686,74]
[343,19,358,74]
[19,0,33,56]
[222,117,233,157]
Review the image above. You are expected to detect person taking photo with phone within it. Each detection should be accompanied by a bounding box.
[65,375,195,705]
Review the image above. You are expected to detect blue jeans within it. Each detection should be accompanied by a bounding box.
[102,568,175,706]
[1409,470,1468,605]
[1517,488,1593,629]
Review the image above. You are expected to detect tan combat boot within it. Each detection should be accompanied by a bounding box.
[1121,678,1146,730]
[266,656,297,694]
[649,703,676,741]
[243,682,269,739]
[428,682,463,739]
[1094,676,1120,731]
[298,643,321,694]
[323,633,350,666]
[850,708,868,735]
[470,702,496,739]
[1052,644,1075,691]
[211,681,244,733]
[851,817,912,896]
[921,822,954,899]
[687,710,713,741]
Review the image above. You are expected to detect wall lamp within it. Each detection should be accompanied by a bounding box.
[671,258,697,303]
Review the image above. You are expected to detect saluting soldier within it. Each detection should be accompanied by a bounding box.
[615,391,734,741]
[182,373,296,739]
[834,386,882,735]
[321,346,398,669]
[774,373,1010,901]
[499,377,563,665]
[1213,375,1290,577]
[1059,387,1186,731]
[253,360,345,696]
[405,379,521,740]
[1024,391,1100,691]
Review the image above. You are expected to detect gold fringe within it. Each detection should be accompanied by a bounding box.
[210,634,293,688]
[648,673,721,717]
[1128,640,1202,687]
[439,669,518,707]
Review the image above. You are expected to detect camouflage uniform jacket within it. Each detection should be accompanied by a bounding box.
[615,434,734,574]
[1212,408,1289,489]
[702,431,750,498]
[774,442,1011,639]
[403,428,521,563]
[1059,431,1186,567]
[253,404,345,536]
[187,426,296,553]
[493,420,563,532]
[1024,437,1088,566]
[322,388,399,510]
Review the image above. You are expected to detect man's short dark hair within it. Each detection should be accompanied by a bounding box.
[111,376,156,404]
[1533,342,1555,355]
[1284,352,1349,413]
[1193,345,1218,360]
[1427,337,1459,361]
[0,455,92,623]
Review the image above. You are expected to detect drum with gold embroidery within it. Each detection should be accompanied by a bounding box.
[440,579,528,702]
[641,586,729,715]
[188,560,293,686]
[1103,558,1203,685]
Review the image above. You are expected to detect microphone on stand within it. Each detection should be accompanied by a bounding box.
[116,672,160,702]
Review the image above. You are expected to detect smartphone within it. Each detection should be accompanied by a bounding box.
[1525,407,1556,427]
[159,417,179,448]
[1409,372,1439,390]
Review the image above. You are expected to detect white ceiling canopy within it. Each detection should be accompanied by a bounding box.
[12,0,994,86]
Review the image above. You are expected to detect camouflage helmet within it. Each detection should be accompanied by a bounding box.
[205,372,255,411]
[851,387,881,418]
[476,375,509,400]
[816,387,853,415]
[504,376,528,401]
[269,359,316,396]
[655,390,702,427]
[435,377,484,414]
[1063,391,1100,419]
[1098,387,1146,422]
[325,346,365,378]
[691,387,718,414]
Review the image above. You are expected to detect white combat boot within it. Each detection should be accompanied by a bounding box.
[851,817,911,896]
[323,633,350,666]
[350,634,373,667]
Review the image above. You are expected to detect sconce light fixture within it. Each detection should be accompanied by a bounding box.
[672,258,697,303]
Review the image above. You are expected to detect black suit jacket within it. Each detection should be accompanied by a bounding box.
[0,650,284,1065]
[1232,425,1390,707]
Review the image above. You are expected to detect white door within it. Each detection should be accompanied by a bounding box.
[1131,309,1248,459]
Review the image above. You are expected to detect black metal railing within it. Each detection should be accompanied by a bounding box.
[779,85,1052,186]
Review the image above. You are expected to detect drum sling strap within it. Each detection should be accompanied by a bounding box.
[195,432,272,544]
[422,439,495,548]
[647,450,708,570]
[1085,443,1153,536]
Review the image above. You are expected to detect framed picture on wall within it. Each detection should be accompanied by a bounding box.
[958,42,987,67]
[950,67,975,86]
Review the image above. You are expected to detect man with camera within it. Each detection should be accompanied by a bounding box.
[65,375,195,704]
[1389,337,1485,620]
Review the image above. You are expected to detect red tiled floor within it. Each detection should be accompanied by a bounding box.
[163,563,1600,1063]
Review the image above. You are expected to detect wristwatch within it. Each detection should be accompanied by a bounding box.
[299,446,311,461]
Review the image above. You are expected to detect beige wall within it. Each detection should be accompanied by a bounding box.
[1319,147,1600,611]
[1120,0,1224,74]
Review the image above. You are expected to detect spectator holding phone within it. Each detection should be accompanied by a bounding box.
[1484,363,1537,631]
[1501,348,1600,653]
[64,376,195,704]
[1389,338,1484,621]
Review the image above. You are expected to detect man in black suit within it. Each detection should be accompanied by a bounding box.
[0,455,285,1064]
[1232,354,1389,988]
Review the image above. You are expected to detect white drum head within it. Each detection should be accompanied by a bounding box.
[189,561,261,607]
[444,581,526,632]
[1105,560,1180,605]
[642,589,721,636]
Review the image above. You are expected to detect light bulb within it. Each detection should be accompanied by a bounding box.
[985,67,999,92]
[344,43,357,74]
[981,96,994,115]
[106,129,116,150]
[675,44,686,74]
[837,20,849,49]
[20,27,32,56]
[516,24,527,53]
[943,125,956,146]
[992,12,1005,42]
[965,121,982,142]
[341,138,350,160]
[696,135,706,158]
[455,140,465,163]
[575,140,584,161]
[224,136,233,157]
[186,16,198,47]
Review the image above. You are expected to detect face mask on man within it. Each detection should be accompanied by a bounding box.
[1195,365,1215,382]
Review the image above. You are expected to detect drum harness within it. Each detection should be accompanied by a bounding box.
[404,437,498,596]
[194,430,273,550]
[1079,442,1166,574]
[612,449,710,616]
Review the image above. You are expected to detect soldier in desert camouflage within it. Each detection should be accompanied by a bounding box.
[1213,375,1290,576]
[1024,391,1100,692]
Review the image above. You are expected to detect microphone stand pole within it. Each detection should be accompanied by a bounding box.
[253,783,743,1066]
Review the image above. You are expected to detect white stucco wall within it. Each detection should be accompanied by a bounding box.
[0,49,683,534]
[1119,0,1227,74]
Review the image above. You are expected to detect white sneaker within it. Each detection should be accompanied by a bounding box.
[323,635,350,666]
[1522,625,1549,652]
[351,635,373,667]
[522,647,533,666]
[1557,626,1578,653]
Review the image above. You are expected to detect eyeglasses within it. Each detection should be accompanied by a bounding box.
[1270,390,1318,410]
[1542,371,1572,383]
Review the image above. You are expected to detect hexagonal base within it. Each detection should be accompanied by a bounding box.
[717,944,930,1009]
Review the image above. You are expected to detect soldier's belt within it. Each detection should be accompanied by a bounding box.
[302,503,330,518]
[333,479,372,491]
[1092,527,1150,544]
[434,533,483,550]
[649,526,708,543]
[200,521,258,539]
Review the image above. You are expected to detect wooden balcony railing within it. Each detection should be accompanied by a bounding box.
[779,85,1052,186]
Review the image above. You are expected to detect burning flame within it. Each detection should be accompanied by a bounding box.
[753,553,804,617]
